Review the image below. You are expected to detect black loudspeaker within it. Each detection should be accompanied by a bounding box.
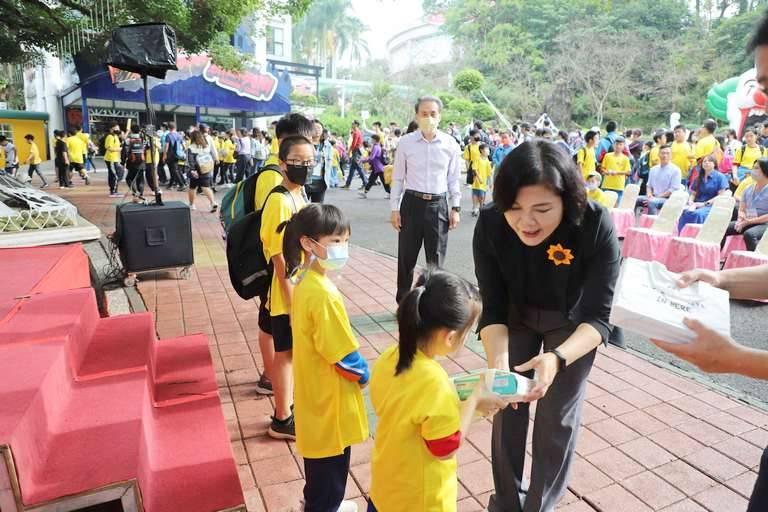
[105,23,178,79]
[115,201,193,273]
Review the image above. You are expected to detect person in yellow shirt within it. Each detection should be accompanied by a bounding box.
[671,124,696,184]
[281,203,368,512]
[600,137,631,204]
[585,170,615,208]
[143,130,161,193]
[23,134,47,188]
[219,133,236,185]
[66,128,90,185]
[260,135,312,440]
[103,122,123,196]
[733,127,766,184]
[695,119,721,165]
[369,270,506,512]
[472,144,492,216]
[463,132,482,186]
[74,125,90,167]
[649,129,667,168]
[576,130,598,180]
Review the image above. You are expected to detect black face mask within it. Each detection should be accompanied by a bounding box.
[286,164,311,185]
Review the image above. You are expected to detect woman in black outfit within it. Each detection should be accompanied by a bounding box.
[473,140,620,512]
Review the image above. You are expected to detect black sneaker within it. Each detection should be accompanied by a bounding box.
[268,414,296,441]
[255,375,273,395]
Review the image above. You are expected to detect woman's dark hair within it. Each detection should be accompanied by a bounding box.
[754,158,768,178]
[406,120,419,134]
[493,140,588,225]
[696,154,719,195]
[278,203,351,277]
[278,135,313,162]
[372,134,381,143]
[396,269,481,375]
[25,134,34,141]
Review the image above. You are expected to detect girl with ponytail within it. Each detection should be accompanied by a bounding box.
[368,269,507,512]
[279,203,368,512]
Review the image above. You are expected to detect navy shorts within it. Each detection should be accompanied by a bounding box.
[271,314,292,352]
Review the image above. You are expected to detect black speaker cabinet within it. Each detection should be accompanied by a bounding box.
[106,23,177,79]
[115,202,193,273]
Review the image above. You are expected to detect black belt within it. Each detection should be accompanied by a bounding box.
[405,190,446,201]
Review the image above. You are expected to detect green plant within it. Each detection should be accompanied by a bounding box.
[291,91,319,106]
[318,112,352,136]
[453,69,485,95]
[472,103,495,121]
[448,98,474,114]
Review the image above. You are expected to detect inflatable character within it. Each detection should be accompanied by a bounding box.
[706,68,768,137]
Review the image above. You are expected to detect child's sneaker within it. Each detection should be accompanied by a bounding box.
[268,414,296,441]
[337,501,358,512]
[255,374,273,395]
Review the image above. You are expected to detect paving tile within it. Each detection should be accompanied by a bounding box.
[618,437,676,469]
[251,454,302,487]
[260,478,305,512]
[586,447,645,481]
[568,457,614,497]
[458,459,495,496]
[711,436,765,468]
[726,470,758,499]
[659,498,708,511]
[622,470,686,509]
[580,402,610,426]
[243,488,267,512]
[653,459,718,496]
[238,464,256,490]
[615,387,662,409]
[344,474,362,499]
[675,419,730,446]
[244,435,292,462]
[692,390,742,410]
[589,418,641,446]
[616,410,668,436]
[457,438,485,466]
[728,405,768,428]
[648,428,706,459]
[702,411,756,436]
[575,427,611,457]
[587,394,636,418]
[585,483,652,511]
[234,397,274,419]
[457,497,484,511]
[644,403,695,428]
[350,462,371,494]
[684,447,748,482]
[467,420,493,457]
[668,396,721,418]
[350,437,374,467]
[692,484,749,511]
[556,501,597,512]
[741,428,768,448]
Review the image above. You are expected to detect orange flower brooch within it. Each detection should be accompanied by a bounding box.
[547,244,574,266]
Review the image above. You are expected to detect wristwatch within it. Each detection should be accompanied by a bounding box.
[451,206,461,213]
[547,348,567,372]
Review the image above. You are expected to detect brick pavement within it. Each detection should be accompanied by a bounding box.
[51,171,767,512]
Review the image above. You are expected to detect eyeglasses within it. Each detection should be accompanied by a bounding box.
[285,160,315,167]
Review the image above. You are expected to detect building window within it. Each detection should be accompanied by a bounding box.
[0,124,12,140]
[266,26,284,57]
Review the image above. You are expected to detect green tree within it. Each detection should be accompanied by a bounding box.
[293,0,370,78]
[0,0,312,66]
[453,69,485,94]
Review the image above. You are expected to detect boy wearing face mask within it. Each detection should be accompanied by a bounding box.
[260,135,313,440]
[585,170,614,208]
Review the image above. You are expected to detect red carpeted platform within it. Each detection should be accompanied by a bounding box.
[0,243,244,511]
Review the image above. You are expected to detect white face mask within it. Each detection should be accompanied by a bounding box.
[586,182,599,191]
[418,116,440,134]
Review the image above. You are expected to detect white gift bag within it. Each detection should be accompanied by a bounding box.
[609,258,731,344]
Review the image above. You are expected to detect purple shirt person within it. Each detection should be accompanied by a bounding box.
[359,135,390,198]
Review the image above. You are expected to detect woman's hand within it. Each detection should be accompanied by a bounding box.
[514,352,560,402]
[677,268,721,289]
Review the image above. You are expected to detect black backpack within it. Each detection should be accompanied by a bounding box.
[226,185,292,300]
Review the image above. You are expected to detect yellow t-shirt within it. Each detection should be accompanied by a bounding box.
[104,134,122,163]
[370,345,461,512]
[649,146,661,168]
[600,152,631,191]
[255,155,284,211]
[472,158,491,192]
[735,176,755,200]
[270,137,279,157]
[734,144,766,170]
[577,146,596,180]
[671,141,695,178]
[463,143,482,171]
[260,190,306,316]
[28,142,42,165]
[66,137,86,164]
[695,134,719,161]
[292,268,368,459]
[588,188,615,208]
[222,140,236,164]
[145,136,160,164]
[76,131,90,152]
[0,146,5,169]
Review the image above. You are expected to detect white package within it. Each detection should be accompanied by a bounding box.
[609,258,731,344]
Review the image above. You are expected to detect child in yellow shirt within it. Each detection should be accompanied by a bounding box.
[585,170,615,208]
[472,144,492,216]
[280,203,368,512]
[369,270,506,512]
[24,134,48,188]
[600,137,631,204]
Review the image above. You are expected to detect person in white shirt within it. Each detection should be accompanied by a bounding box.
[236,128,252,181]
[390,95,462,303]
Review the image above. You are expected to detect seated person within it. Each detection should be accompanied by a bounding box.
[635,144,682,214]
[723,159,768,251]
[678,155,730,233]
[585,170,614,208]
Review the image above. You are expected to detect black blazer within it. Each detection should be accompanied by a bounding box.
[473,200,620,343]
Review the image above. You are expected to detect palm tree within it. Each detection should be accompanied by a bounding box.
[293,0,370,78]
